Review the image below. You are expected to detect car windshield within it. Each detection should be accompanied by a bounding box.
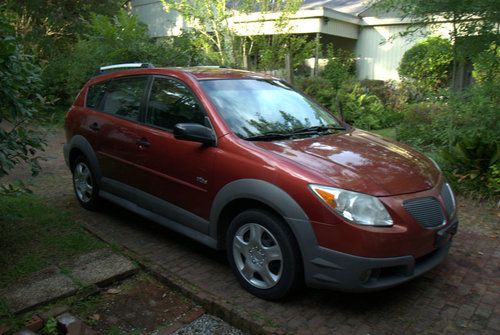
[199,79,342,140]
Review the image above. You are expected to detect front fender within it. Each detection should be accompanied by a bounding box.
[209,179,318,257]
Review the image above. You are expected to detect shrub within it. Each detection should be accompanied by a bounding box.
[295,76,338,111]
[338,83,401,130]
[438,83,499,196]
[296,77,401,131]
[396,101,449,149]
[397,82,499,196]
[0,9,46,194]
[398,36,453,91]
[472,42,500,84]
[322,46,356,90]
[42,10,202,102]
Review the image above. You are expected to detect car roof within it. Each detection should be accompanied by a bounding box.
[178,66,275,80]
[91,66,276,83]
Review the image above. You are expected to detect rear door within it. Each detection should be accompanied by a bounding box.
[93,76,150,189]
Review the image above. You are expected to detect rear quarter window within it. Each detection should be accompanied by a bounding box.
[86,82,106,109]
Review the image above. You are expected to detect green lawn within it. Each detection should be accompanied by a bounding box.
[0,194,104,289]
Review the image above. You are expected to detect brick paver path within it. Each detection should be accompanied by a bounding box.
[75,202,500,335]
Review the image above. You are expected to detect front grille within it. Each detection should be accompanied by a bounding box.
[440,183,456,217]
[403,197,445,228]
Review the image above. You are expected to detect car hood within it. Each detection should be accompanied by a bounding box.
[253,129,439,196]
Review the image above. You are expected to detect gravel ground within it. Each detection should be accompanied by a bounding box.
[172,315,248,335]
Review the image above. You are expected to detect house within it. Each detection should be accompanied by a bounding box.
[129,0,453,81]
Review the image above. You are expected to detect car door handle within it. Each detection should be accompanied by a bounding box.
[89,122,100,132]
[136,138,150,148]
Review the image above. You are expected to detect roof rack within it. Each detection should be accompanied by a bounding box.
[94,63,154,75]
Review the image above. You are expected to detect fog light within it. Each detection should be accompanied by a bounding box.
[360,268,381,283]
[359,269,372,283]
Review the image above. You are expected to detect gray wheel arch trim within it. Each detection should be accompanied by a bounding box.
[64,135,102,183]
[209,179,319,253]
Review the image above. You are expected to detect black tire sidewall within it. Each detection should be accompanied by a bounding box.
[72,156,100,211]
[226,209,302,300]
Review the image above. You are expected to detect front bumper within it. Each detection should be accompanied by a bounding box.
[304,220,457,292]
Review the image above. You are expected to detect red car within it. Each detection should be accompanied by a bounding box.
[64,64,458,300]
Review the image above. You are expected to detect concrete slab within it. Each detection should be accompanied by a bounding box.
[67,249,138,287]
[2,266,78,314]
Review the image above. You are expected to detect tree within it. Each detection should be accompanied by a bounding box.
[159,0,307,68]
[373,0,500,88]
[0,9,46,195]
[2,0,124,61]
[44,9,201,100]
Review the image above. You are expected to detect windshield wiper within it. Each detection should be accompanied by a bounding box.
[292,125,346,134]
[245,132,294,141]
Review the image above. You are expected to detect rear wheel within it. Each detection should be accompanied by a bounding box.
[226,209,302,300]
[72,156,100,210]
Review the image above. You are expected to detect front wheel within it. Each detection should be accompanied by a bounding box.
[72,156,100,210]
[226,209,302,300]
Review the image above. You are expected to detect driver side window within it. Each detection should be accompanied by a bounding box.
[146,77,206,130]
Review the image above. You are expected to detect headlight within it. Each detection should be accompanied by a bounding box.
[309,184,393,227]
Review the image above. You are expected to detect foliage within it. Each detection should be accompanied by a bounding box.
[472,42,500,84]
[337,83,402,130]
[251,34,317,71]
[2,0,123,60]
[397,82,499,196]
[322,46,356,89]
[373,0,500,54]
[296,77,401,130]
[160,0,304,67]
[43,10,200,101]
[0,9,46,190]
[41,317,58,335]
[398,36,453,91]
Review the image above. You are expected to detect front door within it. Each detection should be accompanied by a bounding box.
[132,76,215,223]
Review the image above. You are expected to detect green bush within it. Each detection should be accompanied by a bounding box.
[42,10,202,102]
[397,82,499,196]
[295,76,337,111]
[399,36,453,91]
[472,42,500,84]
[396,101,449,149]
[338,83,401,130]
[0,9,46,193]
[295,77,401,131]
[322,46,356,90]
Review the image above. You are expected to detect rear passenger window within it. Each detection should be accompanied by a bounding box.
[86,82,106,109]
[146,77,206,130]
[101,76,147,121]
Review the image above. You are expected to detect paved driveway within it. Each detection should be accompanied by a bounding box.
[23,129,500,334]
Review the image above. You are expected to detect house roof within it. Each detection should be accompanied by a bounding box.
[301,0,370,17]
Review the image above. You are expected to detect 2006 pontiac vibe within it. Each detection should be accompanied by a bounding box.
[64,64,458,300]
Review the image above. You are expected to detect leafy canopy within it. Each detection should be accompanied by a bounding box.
[0,9,46,194]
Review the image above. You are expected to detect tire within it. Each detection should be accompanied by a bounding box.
[226,209,303,300]
[72,155,101,211]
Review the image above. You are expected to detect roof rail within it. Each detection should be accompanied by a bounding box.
[94,63,154,75]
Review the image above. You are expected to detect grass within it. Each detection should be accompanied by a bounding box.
[0,193,105,289]
[371,127,397,139]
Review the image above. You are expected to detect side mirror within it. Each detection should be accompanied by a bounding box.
[173,123,216,146]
